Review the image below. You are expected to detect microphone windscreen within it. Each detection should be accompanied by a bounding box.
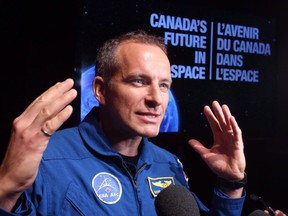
[155,185,200,216]
[248,209,268,216]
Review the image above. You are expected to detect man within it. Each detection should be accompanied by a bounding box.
[0,30,246,215]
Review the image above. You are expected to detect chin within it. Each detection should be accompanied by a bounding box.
[140,128,160,138]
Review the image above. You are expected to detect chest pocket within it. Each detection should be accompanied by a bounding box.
[59,183,97,216]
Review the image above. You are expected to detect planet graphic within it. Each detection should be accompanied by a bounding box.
[80,66,99,121]
[81,66,179,132]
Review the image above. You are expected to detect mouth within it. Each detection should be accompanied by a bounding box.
[136,112,162,123]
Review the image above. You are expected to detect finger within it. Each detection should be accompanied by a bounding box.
[222,104,233,131]
[203,104,221,133]
[211,101,229,132]
[16,78,75,125]
[40,105,74,136]
[15,79,76,133]
[32,89,77,135]
[13,78,77,140]
[230,116,242,142]
[274,210,286,216]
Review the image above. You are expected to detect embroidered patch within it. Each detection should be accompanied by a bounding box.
[92,172,122,204]
[147,177,175,197]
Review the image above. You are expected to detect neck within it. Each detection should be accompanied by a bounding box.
[99,117,143,156]
[100,125,141,157]
[110,137,142,156]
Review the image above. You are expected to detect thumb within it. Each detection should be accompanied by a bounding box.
[188,139,208,156]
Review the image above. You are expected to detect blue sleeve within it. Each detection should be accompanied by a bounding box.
[0,193,36,216]
[192,187,246,216]
[209,187,246,216]
[0,171,47,216]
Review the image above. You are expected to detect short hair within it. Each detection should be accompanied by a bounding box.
[95,30,168,82]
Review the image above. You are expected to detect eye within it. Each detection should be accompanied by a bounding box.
[160,82,171,91]
[132,79,145,86]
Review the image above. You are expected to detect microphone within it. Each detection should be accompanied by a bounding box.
[250,194,275,215]
[248,209,269,216]
[155,185,200,216]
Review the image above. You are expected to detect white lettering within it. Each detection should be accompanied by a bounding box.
[171,64,206,80]
[217,23,259,39]
[150,13,207,33]
[216,67,259,82]
[233,40,271,55]
[216,53,243,67]
[164,32,206,48]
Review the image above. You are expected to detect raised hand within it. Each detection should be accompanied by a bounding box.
[0,78,77,210]
[188,101,246,182]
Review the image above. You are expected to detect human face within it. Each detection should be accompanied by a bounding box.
[99,42,172,139]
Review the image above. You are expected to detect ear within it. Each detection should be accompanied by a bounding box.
[93,76,106,105]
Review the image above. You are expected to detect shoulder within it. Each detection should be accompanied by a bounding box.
[143,138,180,165]
[43,126,90,160]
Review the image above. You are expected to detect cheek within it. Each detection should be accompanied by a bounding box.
[163,94,170,107]
[116,89,142,105]
[109,93,138,112]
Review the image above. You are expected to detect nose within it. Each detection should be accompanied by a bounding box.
[145,84,163,107]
